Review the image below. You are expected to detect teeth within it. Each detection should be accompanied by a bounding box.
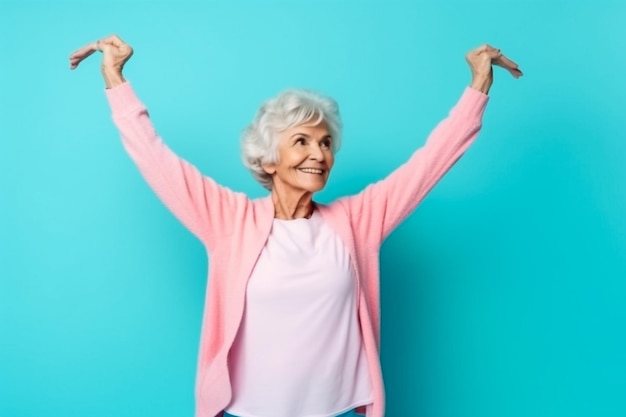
[299,168,323,174]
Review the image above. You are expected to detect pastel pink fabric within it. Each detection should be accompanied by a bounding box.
[226,211,372,417]
[105,82,488,417]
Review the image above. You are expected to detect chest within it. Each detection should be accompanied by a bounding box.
[246,212,355,307]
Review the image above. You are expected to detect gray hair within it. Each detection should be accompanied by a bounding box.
[241,89,342,190]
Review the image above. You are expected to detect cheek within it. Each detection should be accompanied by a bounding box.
[274,154,294,171]
[327,153,335,170]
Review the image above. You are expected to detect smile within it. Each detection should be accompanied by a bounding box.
[298,168,324,175]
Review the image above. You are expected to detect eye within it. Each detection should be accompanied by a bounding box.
[321,138,332,149]
[295,137,306,145]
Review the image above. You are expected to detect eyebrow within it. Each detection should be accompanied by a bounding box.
[290,133,333,141]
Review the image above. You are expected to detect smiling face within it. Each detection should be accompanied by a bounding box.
[263,120,335,196]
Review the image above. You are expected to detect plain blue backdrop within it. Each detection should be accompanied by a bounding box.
[1,1,625,416]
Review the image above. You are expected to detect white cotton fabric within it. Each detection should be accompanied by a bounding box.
[225,210,373,417]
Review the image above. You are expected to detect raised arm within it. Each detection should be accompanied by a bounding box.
[69,35,248,249]
[342,44,522,242]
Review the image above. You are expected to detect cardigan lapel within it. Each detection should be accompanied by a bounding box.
[240,195,275,287]
[225,196,275,350]
[317,203,362,307]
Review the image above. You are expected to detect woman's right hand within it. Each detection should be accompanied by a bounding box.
[465,44,522,94]
[69,34,133,88]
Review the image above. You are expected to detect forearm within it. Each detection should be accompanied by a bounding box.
[105,82,245,247]
[469,74,492,94]
[346,87,488,241]
[101,66,126,89]
[469,75,492,94]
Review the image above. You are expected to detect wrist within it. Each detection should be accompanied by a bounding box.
[101,66,126,89]
[470,75,492,94]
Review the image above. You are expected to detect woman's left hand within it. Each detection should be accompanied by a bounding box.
[466,44,522,94]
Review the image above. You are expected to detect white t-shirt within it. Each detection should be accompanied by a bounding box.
[226,211,373,417]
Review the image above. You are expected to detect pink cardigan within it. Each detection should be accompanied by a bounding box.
[105,82,488,417]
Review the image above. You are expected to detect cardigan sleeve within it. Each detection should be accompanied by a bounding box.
[105,82,248,249]
[340,87,489,243]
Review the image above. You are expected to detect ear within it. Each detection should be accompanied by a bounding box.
[262,163,276,175]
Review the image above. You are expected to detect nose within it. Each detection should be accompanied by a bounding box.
[309,142,325,162]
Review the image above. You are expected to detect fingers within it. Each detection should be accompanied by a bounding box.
[68,43,98,69]
[99,34,126,48]
[494,55,523,78]
[468,44,499,57]
[469,43,523,79]
[68,34,127,70]
[482,44,500,55]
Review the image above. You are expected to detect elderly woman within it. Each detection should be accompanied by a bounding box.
[69,35,521,417]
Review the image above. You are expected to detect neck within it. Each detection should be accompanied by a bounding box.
[271,186,315,220]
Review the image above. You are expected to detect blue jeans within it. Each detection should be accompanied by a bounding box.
[224,411,356,417]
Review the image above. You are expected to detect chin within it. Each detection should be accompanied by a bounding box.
[307,180,328,193]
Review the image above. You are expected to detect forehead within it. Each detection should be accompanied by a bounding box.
[283,120,330,136]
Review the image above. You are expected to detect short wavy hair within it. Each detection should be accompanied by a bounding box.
[241,89,342,190]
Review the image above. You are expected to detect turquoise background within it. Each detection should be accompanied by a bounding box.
[1,0,625,416]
